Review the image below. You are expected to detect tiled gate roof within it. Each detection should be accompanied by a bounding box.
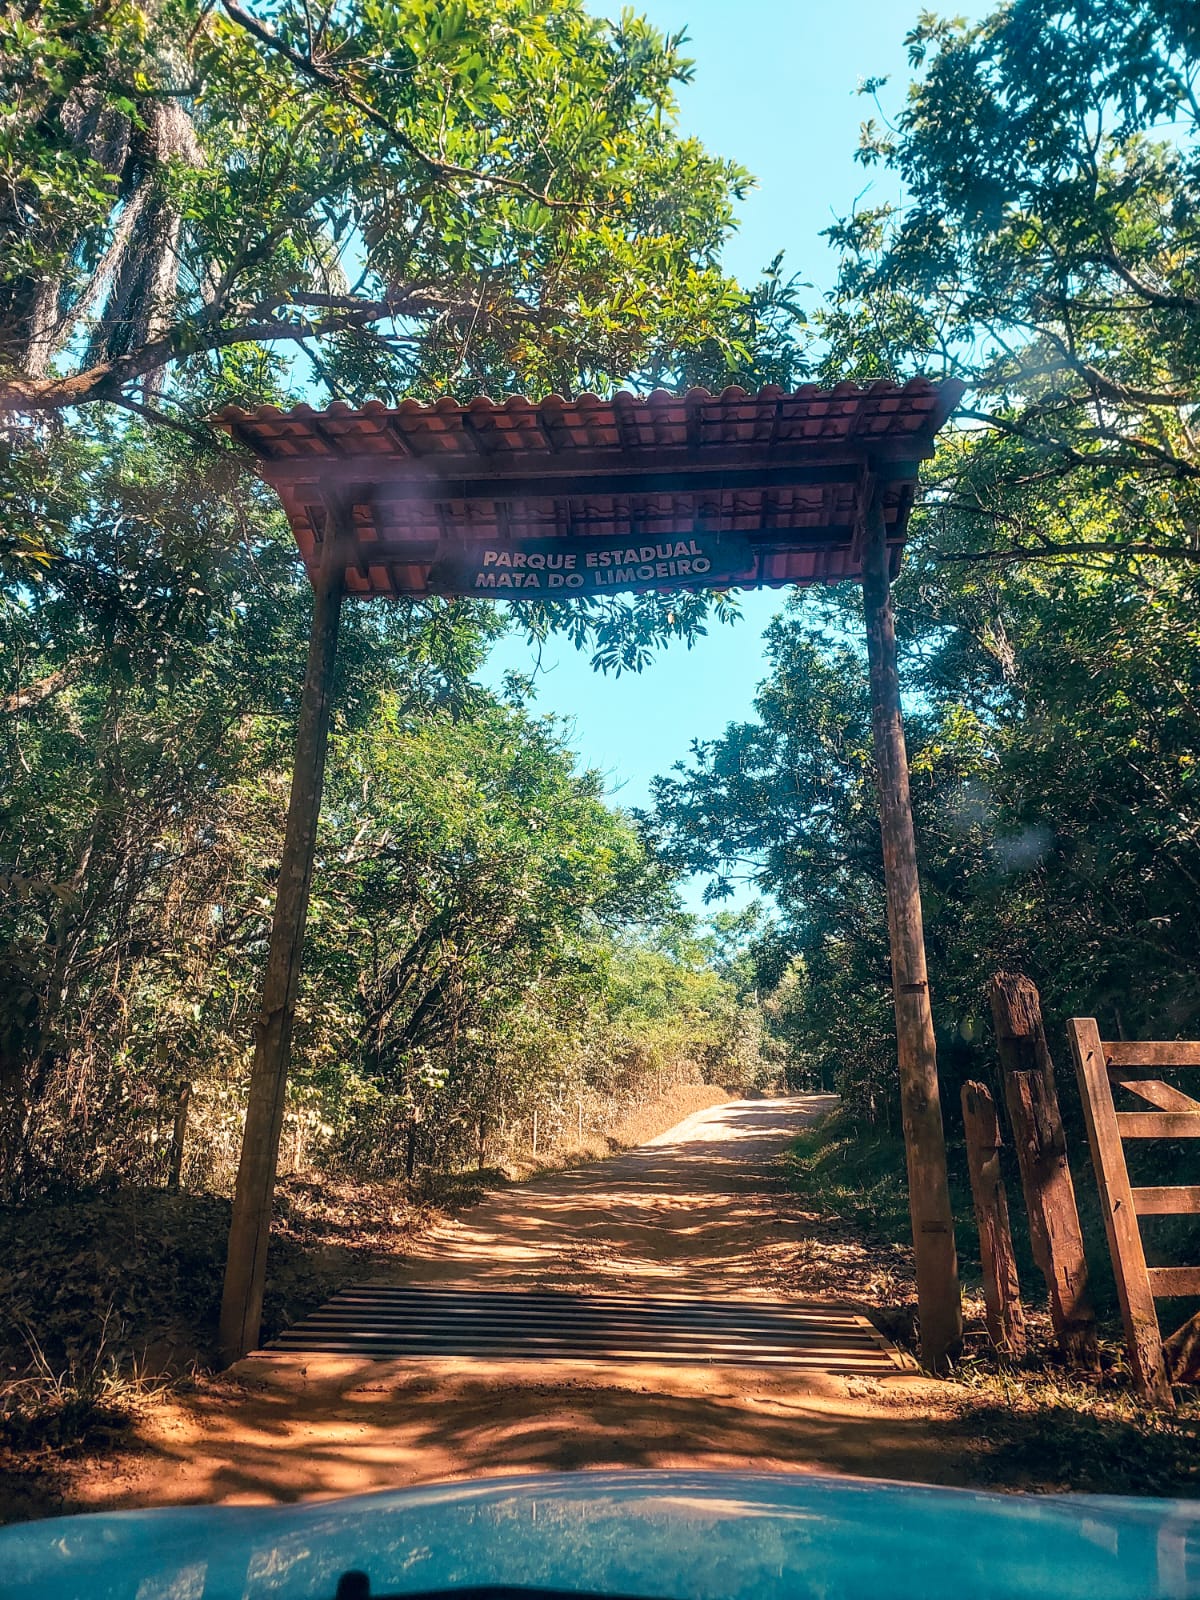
[214,380,963,598]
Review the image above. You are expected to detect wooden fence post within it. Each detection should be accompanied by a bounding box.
[862,491,962,1372]
[218,544,344,1365]
[989,972,1099,1368]
[167,1081,191,1192]
[961,1080,1026,1355]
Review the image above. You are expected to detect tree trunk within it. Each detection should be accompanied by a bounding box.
[218,553,343,1365]
[861,491,962,1372]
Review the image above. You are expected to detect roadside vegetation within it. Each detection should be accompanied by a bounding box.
[1,0,797,1220]
[784,1106,1200,1496]
[2,0,1200,1508]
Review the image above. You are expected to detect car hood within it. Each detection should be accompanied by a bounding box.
[2,1469,1198,1600]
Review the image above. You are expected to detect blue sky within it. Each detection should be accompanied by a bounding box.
[482,1,941,909]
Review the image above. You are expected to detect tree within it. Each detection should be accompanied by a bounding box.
[0,415,501,1195]
[2,0,806,1206]
[647,481,1200,1125]
[0,410,767,1198]
[1,0,802,420]
[2,0,807,668]
[310,698,670,1172]
[821,0,1200,569]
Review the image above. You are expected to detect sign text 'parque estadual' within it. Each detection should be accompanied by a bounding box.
[428,532,755,598]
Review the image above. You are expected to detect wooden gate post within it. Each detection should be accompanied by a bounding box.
[861,491,962,1372]
[989,972,1099,1368]
[961,1080,1026,1355]
[218,541,345,1365]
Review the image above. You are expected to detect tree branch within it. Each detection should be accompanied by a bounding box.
[1001,354,1192,412]
[956,408,1200,479]
[0,300,474,412]
[935,541,1200,566]
[1084,250,1200,313]
[219,0,573,208]
[1,667,78,715]
[108,391,217,447]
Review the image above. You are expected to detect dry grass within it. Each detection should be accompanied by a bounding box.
[496,1082,729,1180]
[0,1176,431,1518]
[0,1176,429,1384]
[947,1365,1200,1495]
[0,1315,170,1456]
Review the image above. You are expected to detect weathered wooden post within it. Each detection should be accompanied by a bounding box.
[1067,1017,1182,1407]
[862,491,962,1371]
[989,972,1098,1368]
[961,1080,1026,1355]
[218,531,345,1364]
[167,1081,192,1192]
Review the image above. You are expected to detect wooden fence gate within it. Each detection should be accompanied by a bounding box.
[1068,1018,1200,1407]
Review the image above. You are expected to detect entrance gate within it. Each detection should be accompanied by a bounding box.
[212,380,965,1368]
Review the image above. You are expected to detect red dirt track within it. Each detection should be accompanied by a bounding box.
[56,1096,978,1511]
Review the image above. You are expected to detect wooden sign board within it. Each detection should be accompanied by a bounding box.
[428,532,755,599]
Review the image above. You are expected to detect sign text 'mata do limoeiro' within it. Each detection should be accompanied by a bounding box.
[429,533,753,597]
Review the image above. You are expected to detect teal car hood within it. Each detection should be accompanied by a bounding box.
[2,1469,1198,1600]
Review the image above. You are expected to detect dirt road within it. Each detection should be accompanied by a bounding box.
[63,1095,981,1511]
[334,1094,856,1301]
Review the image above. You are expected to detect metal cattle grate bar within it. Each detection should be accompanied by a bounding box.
[267,1284,906,1372]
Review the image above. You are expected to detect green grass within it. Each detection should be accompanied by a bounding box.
[782,1107,924,1246]
[783,1104,1032,1283]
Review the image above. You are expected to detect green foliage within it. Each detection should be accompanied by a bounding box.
[587,925,773,1095]
[641,1,1200,1138]
[0,414,765,1196]
[0,0,803,1203]
[1,0,808,665]
[783,1109,917,1246]
[822,0,1200,569]
[649,500,1200,1123]
[300,701,677,1174]
[1,0,805,414]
